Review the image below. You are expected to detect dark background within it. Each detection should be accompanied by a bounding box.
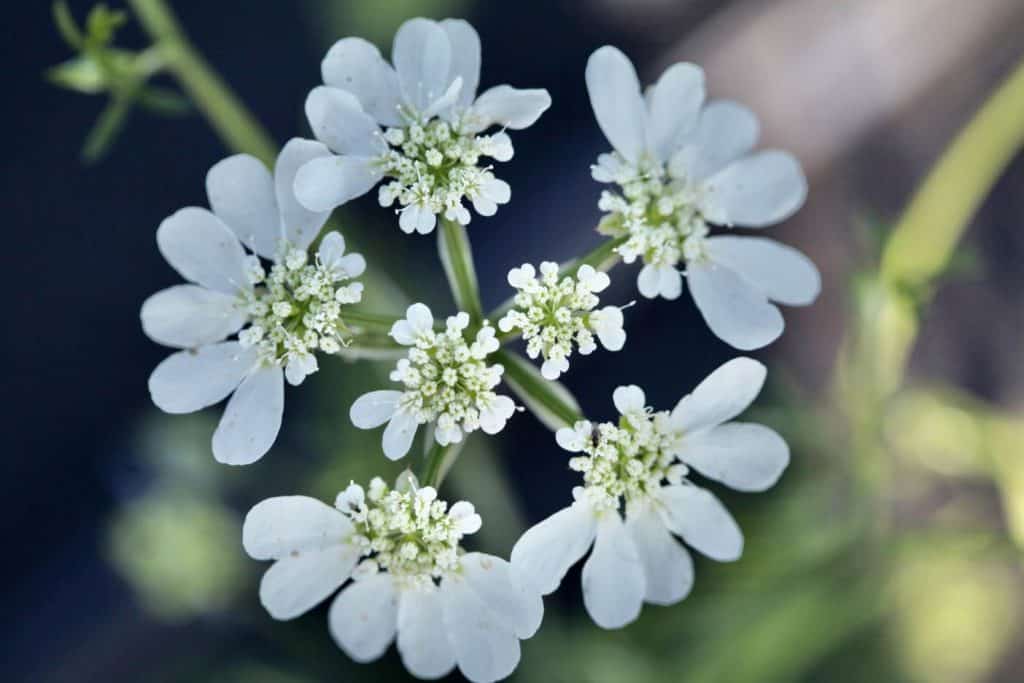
[5,1,1024,681]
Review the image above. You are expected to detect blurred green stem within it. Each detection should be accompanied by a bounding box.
[127,0,277,164]
[420,440,465,488]
[437,218,484,322]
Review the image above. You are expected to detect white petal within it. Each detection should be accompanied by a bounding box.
[141,285,245,348]
[329,573,398,663]
[336,253,366,278]
[422,76,464,119]
[701,151,807,228]
[671,100,759,181]
[406,302,434,332]
[275,138,332,250]
[657,265,683,300]
[243,495,354,560]
[441,577,521,683]
[212,365,284,465]
[321,37,403,126]
[706,236,820,306]
[657,485,743,561]
[585,46,647,163]
[540,357,568,380]
[465,85,552,132]
[460,552,544,639]
[156,207,249,294]
[670,356,766,433]
[612,385,646,415]
[304,86,385,156]
[148,342,257,414]
[676,422,789,492]
[399,203,437,234]
[581,515,646,629]
[441,19,481,106]
[383,410,418,460]
[392,18,452,112]
[687,259,784,350]
[316,231,346,269]
[592,306,625,352]
[511,503,597,595]
[647,62,704,162]
[396,586,457,679]
[206,154,280,259]
[636,263,662,299]
[259,544,360,620]
[294,155,382,213]
[480,395,516,435]
[350,390,402,429]
[626,505,693,605]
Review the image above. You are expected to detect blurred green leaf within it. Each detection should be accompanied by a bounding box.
[137,85,192,115]
[52,1,83,48]
[81,93,134,162]
[85,4,127,46]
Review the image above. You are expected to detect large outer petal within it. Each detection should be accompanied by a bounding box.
[510,503,598,595]
[396,586,457,679]
[293,155,383,213]
[304,86,386,157]
[460,552,544,639]
[676,422,790,492]
[206,154,280,259]
[585,46,647,163]
[148,342,258,414]
[321,37,403,126]
[441,577,521,683]
[657,485,743,561]
[329,573,398,663]
[441,19,481,107]
[350,390,402,429]
[156,207,249,295]
[465,86,551,133]
[212,364,284,465]
[626,505,694,605]
[383,409,419,460]
[670,356,766,433]
[275,138,333,250]
[141,284,246,348]
[242,495,354,560]
[259,544,360,620]
[700,150,807,228]
[670,100,759,181]
[706,236,821,306]
[392,18,452,112]
[646,62,704,162]
[581,515,646,629]
[687,259,785,350]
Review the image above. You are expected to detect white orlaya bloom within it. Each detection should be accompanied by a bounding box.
[586,46,820,349]
[350,303,517,459]
[141,139,366,465]
[510,357,788,628]
[497,262,627,380]
[293,17,551,234]
[243,477,542,682]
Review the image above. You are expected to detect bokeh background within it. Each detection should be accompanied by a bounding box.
[6,0,1024,681]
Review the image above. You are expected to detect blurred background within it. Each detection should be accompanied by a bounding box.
[6,0,1024,681]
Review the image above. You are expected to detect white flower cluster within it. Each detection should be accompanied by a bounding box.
[498,263,626,379]
[292,18,551,234]
[586,46,820,350]
[238,233,365,385]
[511,358,790,629]
[244,476,541,683]
[377,117,513,233]
[351,303,516,459]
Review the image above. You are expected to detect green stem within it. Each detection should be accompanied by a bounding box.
[495,349,583,430]
[127,0,277,164]
[419,440,465,488]
[489,235,627,330]
[342,309,401,333]
[437,218,483,321]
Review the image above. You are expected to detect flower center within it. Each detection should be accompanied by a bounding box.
[238,246,363,369]
[392,317,503,434]
[597,155,710,268]
[376,117,512,227]
[570,411,685,512]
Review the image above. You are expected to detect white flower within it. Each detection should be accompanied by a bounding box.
[497,262,627,379]
[293,18,551,233]
[510,357,789,628]
[243,476,542,682]
[140,139,366,465]
[586,46,820,349]
[350,303,517,459]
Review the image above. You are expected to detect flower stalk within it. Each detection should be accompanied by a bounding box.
[494,349,582,430]
[437,218,484,322]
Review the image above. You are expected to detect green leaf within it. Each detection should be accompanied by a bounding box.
[85,4,127,46]
[52,1,83,48]
[495,349,582,431]
[437,218,483,320]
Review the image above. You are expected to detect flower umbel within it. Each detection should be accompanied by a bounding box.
[243,476,543,682]
[350,303,517,459]
[498,262,627,379]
